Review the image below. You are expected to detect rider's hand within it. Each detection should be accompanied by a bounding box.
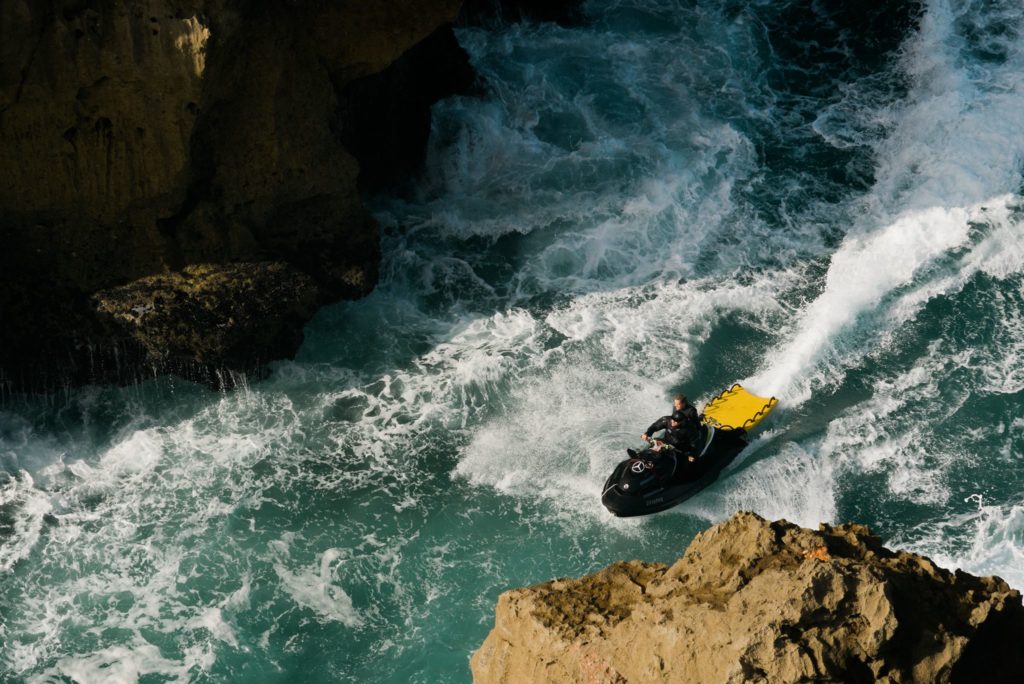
[641,433,649,442]
[688,456,695,462]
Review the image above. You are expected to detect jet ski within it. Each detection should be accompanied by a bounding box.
[601,385,777,517]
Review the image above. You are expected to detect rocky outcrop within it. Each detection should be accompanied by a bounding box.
[0,0,469,391]
[92,262,316,387]
[472,512,1024,683]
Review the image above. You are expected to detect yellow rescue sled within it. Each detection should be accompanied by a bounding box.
[701,384,778,431]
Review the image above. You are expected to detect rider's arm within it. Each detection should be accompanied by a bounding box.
[643,416,669,439]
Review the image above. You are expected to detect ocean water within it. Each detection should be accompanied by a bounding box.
[3,0,1024,680]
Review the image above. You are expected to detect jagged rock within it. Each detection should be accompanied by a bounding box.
[0,0,466,391]
[92,262,316,387]
[472,512,1024,683]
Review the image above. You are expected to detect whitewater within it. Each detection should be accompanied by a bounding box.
[3,0,1024,681]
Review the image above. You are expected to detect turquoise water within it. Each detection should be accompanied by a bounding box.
[4,0,1024,680]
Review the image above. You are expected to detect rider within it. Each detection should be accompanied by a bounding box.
[672,394,699,434]
[641,394,702,456]
[642,394,698,441]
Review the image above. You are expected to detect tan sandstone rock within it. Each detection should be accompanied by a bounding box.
[472,512,1024,683]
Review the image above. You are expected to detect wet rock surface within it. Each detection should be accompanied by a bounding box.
[92,262,316,388]
[472,512,1024,683]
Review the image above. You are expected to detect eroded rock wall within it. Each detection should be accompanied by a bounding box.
[472,512,1024,683]
[0,0,467,390]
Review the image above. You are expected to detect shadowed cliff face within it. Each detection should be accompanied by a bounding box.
[472,512,1024,683]
[0,0,468,391]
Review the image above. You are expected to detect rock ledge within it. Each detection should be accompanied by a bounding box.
[472,512,1024,683]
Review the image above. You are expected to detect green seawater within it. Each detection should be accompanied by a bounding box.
[3,0,1024,681]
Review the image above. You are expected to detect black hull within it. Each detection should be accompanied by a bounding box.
[601,429,747,517]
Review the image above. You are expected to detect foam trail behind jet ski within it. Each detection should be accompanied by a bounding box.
[749,204,971,403]
[747,0,1024,406]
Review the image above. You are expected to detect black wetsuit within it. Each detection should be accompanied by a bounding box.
[645,404,701,452]
[676,403,699,431]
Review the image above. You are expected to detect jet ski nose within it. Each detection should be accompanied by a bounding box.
[626,448,638,457]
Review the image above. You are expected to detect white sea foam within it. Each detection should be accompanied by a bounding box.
[97,429,164,478]
[31,639,197,684]
[455,362,658,510]
[749,205,973,402]
[545,276,786,379]
[1,393,304,678]
[902,497,1024,589]
[388,12,778,304]
[684,442,838,528]
[273,546,363,628]
[0,471,51,573]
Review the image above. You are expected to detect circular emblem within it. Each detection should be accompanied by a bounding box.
[630,461,647,474]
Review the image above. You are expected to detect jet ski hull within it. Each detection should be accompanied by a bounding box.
[601,428,747,517]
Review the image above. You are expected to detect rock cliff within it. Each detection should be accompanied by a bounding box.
[472,512,1024,683]
[0,0,469,390]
